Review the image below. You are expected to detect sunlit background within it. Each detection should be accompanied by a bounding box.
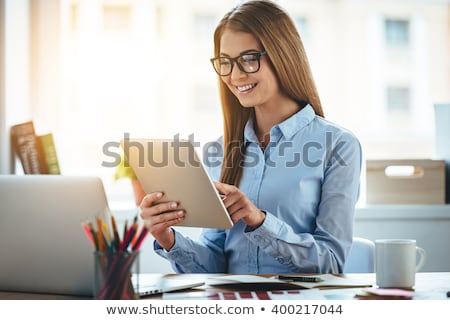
[1,0,449,205]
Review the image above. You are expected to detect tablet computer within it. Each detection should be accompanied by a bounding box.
[121,138,233,229]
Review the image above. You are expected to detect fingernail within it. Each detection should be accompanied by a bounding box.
[170,202,178,208]
[177,210,184,216]
[156,192,163,198]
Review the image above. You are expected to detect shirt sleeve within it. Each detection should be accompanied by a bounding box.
[154,228,228,273]
[245,131,362,274]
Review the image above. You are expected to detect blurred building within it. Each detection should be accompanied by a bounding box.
[2,0,449,194]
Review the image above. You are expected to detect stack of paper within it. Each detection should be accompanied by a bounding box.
[163,289,325,300]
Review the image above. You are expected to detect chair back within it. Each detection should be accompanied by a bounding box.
[344,237,375,273]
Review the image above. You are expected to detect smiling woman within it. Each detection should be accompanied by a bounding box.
[139,0,362,275]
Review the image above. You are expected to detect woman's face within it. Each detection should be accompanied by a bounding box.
[219,29,281,109]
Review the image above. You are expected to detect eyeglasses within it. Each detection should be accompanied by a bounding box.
[210,51,267,76]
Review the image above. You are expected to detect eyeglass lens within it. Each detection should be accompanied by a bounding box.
[213,52,263,76]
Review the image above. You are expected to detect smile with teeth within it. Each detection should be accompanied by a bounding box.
[236,83,257,92]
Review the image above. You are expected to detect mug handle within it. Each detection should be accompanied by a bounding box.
[415,246,426,272]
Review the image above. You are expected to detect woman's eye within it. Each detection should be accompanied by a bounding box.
[219,59,231,66]
[241,54,257,62]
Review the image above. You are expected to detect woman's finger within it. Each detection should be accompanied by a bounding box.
[213,181,236,195]
[145,210,185,232]
[140,191,164,209]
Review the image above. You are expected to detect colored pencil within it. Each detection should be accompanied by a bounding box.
[81,222,95,249]
[111,215,121,251]
[132,226,148,251]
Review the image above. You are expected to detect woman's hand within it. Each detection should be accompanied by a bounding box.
[139,192,185,251]
[214,181,266,228]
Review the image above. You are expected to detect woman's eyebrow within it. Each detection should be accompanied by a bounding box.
[219,49,262,57]
[240,49,261,55]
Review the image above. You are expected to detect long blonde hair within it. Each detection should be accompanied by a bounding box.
[214,0,324,186]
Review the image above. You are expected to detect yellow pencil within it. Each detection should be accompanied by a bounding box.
[101,221,111,245]
[96,217,105,252]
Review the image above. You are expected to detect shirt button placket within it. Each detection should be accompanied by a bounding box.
[249,144,264,274]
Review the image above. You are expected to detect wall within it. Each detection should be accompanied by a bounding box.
[0,0,7,174]
[1,0,32,174]
[353,205,450,272]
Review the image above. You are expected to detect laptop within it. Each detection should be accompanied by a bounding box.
[0,175,204,298]
[134,274,205,297]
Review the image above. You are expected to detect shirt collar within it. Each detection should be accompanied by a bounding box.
[244,104,316,143]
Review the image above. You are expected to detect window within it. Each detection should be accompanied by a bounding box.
[194,14,216,43]
[385,19,410,46]
[103,5,132,33]
[69,3,78,32]
[386,86,410,113]
[294,16,308,41]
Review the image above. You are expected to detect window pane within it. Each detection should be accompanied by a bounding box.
[294,16,308,40]
[387,86,410,113]
[385,19,410,46]
[103,5,131,33]
[194,14,216,43]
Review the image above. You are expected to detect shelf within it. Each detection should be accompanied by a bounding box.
[355,204,450,220]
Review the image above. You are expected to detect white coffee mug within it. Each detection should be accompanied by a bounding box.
[375,239,426,288]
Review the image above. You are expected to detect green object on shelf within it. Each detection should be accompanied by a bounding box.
[113,154,137,181]
[113,154,146,206]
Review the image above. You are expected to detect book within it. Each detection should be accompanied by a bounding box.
[37,133,61,174]
[354,288,414,300]
[10,121,48,174]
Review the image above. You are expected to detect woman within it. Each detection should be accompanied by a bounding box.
[140,0,362,274]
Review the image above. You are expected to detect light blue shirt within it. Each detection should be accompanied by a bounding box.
[154,105,362,274]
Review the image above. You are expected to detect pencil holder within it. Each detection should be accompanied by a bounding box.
[93,250,140,300]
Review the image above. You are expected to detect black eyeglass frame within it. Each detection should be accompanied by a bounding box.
[210,51,267,76]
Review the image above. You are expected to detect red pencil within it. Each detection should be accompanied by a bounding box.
[111,215,121,251]
[132,226,148,251]
[81,222,95,249]
[120,217,138,251]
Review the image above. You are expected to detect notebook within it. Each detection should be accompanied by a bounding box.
[0,175,203,297]
[207,274,372,290]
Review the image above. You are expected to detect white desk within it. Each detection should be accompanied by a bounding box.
[1,272,449,300]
